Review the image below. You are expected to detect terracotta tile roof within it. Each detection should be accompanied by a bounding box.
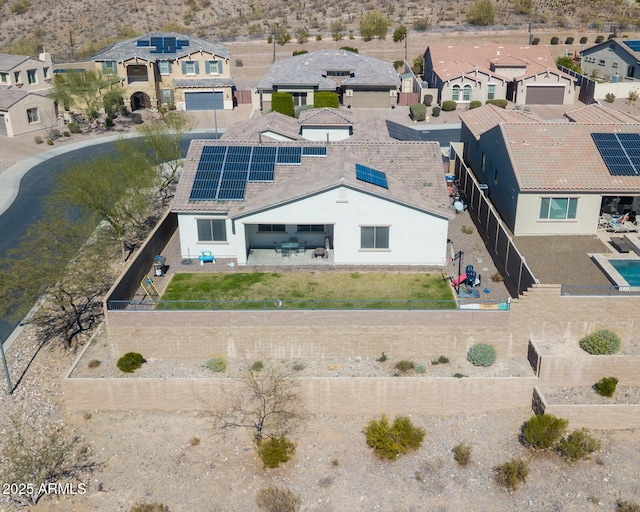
[298,108,354,126]
[564,104,640,124]
[172,140,453,220]
[459,104,543,139]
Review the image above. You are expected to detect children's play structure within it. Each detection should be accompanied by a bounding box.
[451,250,482,298]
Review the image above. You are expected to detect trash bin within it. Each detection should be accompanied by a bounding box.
[153,255,166,277]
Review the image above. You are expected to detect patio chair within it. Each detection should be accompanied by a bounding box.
[274,242,280,254]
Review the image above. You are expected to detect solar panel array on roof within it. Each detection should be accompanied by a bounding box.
[592,132,640,176]
[190,145,327,201]
[623,40,640,52]
[355,163,388,189]
[136,37,190,54]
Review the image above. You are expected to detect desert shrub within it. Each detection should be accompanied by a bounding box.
[461,225,474,234]
[10,0,30,14]
[376,352,387,362]
[491,272,504,282]
[105,117,114,128]
[532,37,540,45]
[340,46,358,53]
[256,486,301,512]
[608,33,615,40]
[453,442,471,465]
[190,436,200,446]
[618,501,640,512]
[557,428,601,462]
[258,436,296,468]
[431,355,449,365]
[595,35,604,43]
[467,343,497,367]
[205,355,226,372]
[364,414,425,459]
[393,59,404,71]
[316,34,322,41]
[34,135,43,144]
[292,50,307,56]
[63,130,70,137]
[605,93,616,103]
[235,59,243,67]
[565,36,574,44]
[395,360,415,373]
[271,92,295,117]
[442,100,457,111]
[117,352,145,373]
[494,458,529,491]
[415,364,426,374]
[291,361,306,371]
[521,413,568,449]
[251,360,264,372]
[469,100,482,109]
[130,503,170,512]
[88,359,101,368]
[453,372,467,378]
[486,99,508,108]
[579,329,621,355]
[47,139,54,145]
[580,36,588,44]
[413,16,430,32]
[550,36,559,45]
[314,91,339,108]
[67,122,81,133]
[595,376,618,397]
[432,106,441,117]
[410,103,427,121]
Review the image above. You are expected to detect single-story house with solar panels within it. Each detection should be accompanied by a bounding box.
[580,38,640,82]
[92,32,235,111]
[171,140,453,265]
[459,104,640,236]
[256,50,399,111]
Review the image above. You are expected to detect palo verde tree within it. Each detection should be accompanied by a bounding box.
[209,362,308,442]
[467,0,496,26]
[359,10,391,41]
[0,206,117,349]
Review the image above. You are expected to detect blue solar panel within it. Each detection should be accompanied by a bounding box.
[592,132,640,176]
[355,163,388,189]
[302,146,327,156]
[248,161,275,181]
[624,40,640,52]
[276,147,302,164]
[252,146,277,162]
[137,36,190,54]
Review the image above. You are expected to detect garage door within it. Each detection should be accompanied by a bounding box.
[525,86,565,105]
[0,114,7,136]
[350,90,390,108]
[185,91,224,111]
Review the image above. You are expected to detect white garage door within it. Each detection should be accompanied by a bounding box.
[0,114,7,136]
[185,91,224,111]
[525,86,565,105]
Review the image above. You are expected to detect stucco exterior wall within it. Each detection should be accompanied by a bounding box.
[3,94,57,137]
[581,42,638,81]
[517,74,573,105]
[514,193,601,235]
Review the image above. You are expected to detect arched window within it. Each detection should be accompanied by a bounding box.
[463,84,472,101]
[451,85,460,101]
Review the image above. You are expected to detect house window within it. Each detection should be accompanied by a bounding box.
[43,67,50,79]
[257,224,286,232]
[183,61,197,75]
[487,84,496,100]
[539,197,578,220]
[161,89,174,104]
[598,59,605,66]
[463,84,471,101]
[361,226,389,249]
[291,92,307,106]
[451,85,460,101]
[27,107,39,123]
[158,61,172,75]
[297,224,324,232]
[206,60,222,74]
[14,71,21,83]
[0,73,7,84]
[197,218,227,242]
[612,62,618,68]
[27,69,37,85]
[326,70,351,77]
[102,61,117,74]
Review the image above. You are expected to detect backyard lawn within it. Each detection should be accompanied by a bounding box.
[158,272,456,310]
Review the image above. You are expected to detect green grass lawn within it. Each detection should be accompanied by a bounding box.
[157,272,456,310]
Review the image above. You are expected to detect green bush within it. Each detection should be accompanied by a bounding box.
[595,376,618,397]
[494,458,529,491]
[206,355,226,372]
[103,90,124,117]
[550,36,559,45]
[409,103,427,121]
[258,436,296,468]
[271,92,295,117]
[557,428,601,462]
[618,501,640,512]
[431,355,449,365]
[105,117,114,128]
[415,364,426,374]
[130,503,170,512]
[251,360,264,372]
[431,106,441,117]
[340,46,358,53]
[453,442,471,465]
[467,343,497,367]
[314,91,339,109]
[47,139,54,145]
[88,359,101,368]
[453,372,467,378]
[256,486,301,512]
[469,100,482,109]
[364,414,425,459]
[292,50,307,56]
[395,360,415,373]
[521,413,568,449]
[376,352,387,362]
[441,100,457,111]
[579,329,621,355]
[608,33,615,40]
[532,37,540,45]
[580,36,588,44]
[424,94,433,106]
[565,37,574,44]
[605,93,616,103]
[486,99,508,108]
[63,131,70,137]
[34,135,43,144]
[117,352,145,373]
[67,122,81,133]
[595,35,604,43]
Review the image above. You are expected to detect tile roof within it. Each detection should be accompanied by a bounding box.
[298,108,354,126]
[256,50,399,91]
[0,88,51,109]
[564,104,640,124]
[172,140,453,220]
[172,77,235,88]
[221,112,302,142]
[459,104,543,139]
[92,32,231,63]
[0,53,29,71]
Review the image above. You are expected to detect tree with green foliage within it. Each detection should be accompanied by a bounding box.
[103,89,125,118]
[330,20,346,41]
[393,25,407,43]
[294,27,309,44]
[271,92,295,117]
[412,55,423,75]
[556,56,581,73]
[467,0,496,26]
[413,16,430,32]
[359,10,391,41]
[313,91,339,108]
[0,207,116,349]
[48,70,120,125]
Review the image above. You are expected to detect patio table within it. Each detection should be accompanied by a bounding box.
[280,242,299,257]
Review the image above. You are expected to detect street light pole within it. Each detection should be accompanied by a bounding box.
[0,337,13,395]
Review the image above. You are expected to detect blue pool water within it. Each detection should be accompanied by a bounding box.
[611,260,640,286]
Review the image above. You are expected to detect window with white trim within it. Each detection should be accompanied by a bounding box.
[297,224,324,232]
[539,197,578,220]
[158,61,171,75]
[612,62,618,68]
[102,61,117,74]
[27,69,37,85]
[451,84,460,101]
[0,73,7,84]
[257,224,286,232]
[462,84,471,101]
[360,226,389,249]
[27,107,39,123]
[206,60,222,74]
[184,61,196,75]
[487,84,496,100]
[197,218,227,241]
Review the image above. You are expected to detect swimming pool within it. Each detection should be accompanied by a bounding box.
[610,260,640,286]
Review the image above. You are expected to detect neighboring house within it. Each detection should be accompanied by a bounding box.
[459,104,640,236]
[580,38,640,81]
[424,44,574,106]
[92,32,235,111]
[298,108,354,141]
[0,52,57,137]
[171,140,453,266]
[256,50,399,111]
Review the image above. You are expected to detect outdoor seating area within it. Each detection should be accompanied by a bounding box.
[274,239,308,257]
[599,213,639,233]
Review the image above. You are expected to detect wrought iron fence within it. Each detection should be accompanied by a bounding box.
[561,285,640,296]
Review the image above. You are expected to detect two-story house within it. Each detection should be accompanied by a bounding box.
[92,32,235,111]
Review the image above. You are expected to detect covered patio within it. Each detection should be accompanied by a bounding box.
[246,246,334,265]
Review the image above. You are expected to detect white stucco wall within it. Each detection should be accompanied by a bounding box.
[301,126,350,141]
[514,193,601,236]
